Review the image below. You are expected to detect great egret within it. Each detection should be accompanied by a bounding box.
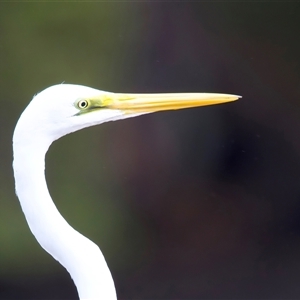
[13,84,240,299]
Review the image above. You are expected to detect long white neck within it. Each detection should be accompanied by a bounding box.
[12,135,117,300]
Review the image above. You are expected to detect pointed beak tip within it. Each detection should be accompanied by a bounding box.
[230,95,242,101]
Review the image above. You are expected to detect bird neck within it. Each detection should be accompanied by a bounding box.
[13,138,117,300]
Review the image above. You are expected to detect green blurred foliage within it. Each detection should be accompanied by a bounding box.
[0,2,146,276]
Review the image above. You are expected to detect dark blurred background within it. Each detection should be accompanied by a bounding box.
[1,2,300,299]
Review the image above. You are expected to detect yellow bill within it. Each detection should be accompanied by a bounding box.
[84,92,241,114]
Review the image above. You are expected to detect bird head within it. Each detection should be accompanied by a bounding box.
[13,84,240,147]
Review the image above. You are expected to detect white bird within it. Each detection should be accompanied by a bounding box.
[13,84,240,299]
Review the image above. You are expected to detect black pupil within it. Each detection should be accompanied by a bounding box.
[80,101,87,108]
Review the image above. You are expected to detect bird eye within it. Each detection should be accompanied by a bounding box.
[77,99,89,109]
